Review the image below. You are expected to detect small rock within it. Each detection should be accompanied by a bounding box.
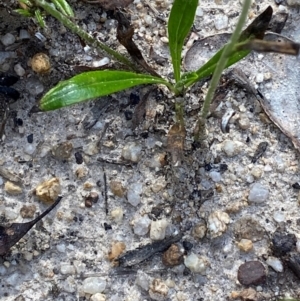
[234,288,258,301]
[209,171,222,182]
[222,140,243,157]
[110,180,126,197]
[121,142,142,163]
[31,53,51,74]
[82,277,106,294]
[1,33,16,46]
[266,256,283,272]
[150,219,168,240]
[251,167,263,179]
[14,63,25,77]
[196,6,203,17]
[273,211,285,223]
[135,270,151,291]
[133,215,151,236]
[192,220,207,240]
[19,29,30,40]
[110,207,124,223]
[75,167,88,179]
[60,263,76,275]
[149,279,169,301]
[20,204,36,218]
[91,293,106,301]
[255,73,264,83]
[184,253,209,274]
[287,0,300,6]
[234,217,265,242]
[207,211,230,238]
[162,244,184,267]
[237,239,253,252]
[4,181,22,195]
[52,142,73,160]
[85,192,99,207]
[25,77,44,95]
[151,177,167,193]
[127,182,143,206]
[75,152,83,164]
[182,241,193,252]
[272,230,296,256]
[238,116,250,130]
[214,15,228,30]
[35,177,61,204]
[24,144,36,155]
[108,241,126,261]
[237,261,266,286]
[248,183,269,203]
[83,142,99,155]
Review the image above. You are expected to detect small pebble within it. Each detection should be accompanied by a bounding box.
[133,215,151,236]
[85,192,99,206]
[75,152,83,164]
[209,171,222,183]
[24,144,36,155]
[60,263,76,275]
[25,77,44,95]
[162,243,184,267]
[196,6,203,17]
[14,63,25,77]
[207,211,230,238]
[248,183,269,203]
[237,261,266,286]
[31,53,51,74]
[287,0,300,6]
[104,223,112,231]
[182,241,193,252]
[52,142,73,160]
[266,256,283,272]
[237,239,253,252]
[110,180,126,197]
[222,140,243,157]
[127,182,143,206]
[251,167,263,179]
[256,73,264,83]
[150,219,168,240]
[110,207,124,223]
[4,181,22,195]
[184,253,209,274]
[19,29,30,40]
[121,142,142,163]
[272,230,296,256]
[20,204,36,218]
[214,15,228,30]
[92,57,110,67]
[273,211,285,223]
[27,134,33,143]
[238,116,250,130]
[192,220,207,240]
[82,277,106,294]
[149,279,169,301]
[135,270,150,291]
[108,241,126,261]
[91,293,106,301]
[35,177,61,204]
[1,33,16,46]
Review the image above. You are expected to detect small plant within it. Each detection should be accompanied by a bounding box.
[17,0,299,141]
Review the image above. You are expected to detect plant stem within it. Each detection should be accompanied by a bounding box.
[32,0,137,70]
[195,0,251,140]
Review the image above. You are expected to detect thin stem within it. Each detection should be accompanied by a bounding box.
[196,0,251,137]
[32,0,137,70]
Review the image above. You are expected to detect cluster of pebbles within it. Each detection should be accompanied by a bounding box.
[1,0,300,300]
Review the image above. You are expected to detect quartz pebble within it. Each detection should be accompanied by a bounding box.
[82,277,106,294]
[60,263,76,275]
[35,177,61,204]
[248,183,269,203]
[256,73,264,83]
[273,211,285,223]
[287,0,300,6]
[110,207,124,223]
[108,241,126,261]
[238,116,250,130]
[4,181,22,195]
[209,171,221,182]
[237,261,266,286]
[237,239,253,252]
[214,15,228,30]
[184,253,209,274]
[135,270,150,291]
[19,29,30,40]
[127,182,143,206]
[24,144,36,155]
[207,211,230,238]
[122,142,142,163]
[149,279,169,301]
[272,230,296,256]
[192,220,207,240]
[133,215,151,236]
[222,140,243,157]
[14,63,25,77]
[150,219,168,240]
[91,293,106,301]
[1,33,16,46]
[266,256,283,272]
[25,77,44,95]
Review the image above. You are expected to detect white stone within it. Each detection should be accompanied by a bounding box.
[135,270,150,291]
[14,63,25,77]
[92,57,110,68]
[273,211,285,223]
[207,211,230,238]
[134,215,151,236]
[266,256,283,272]
[24,144,36,155]
[110,207,124,223]
[91,293,106,301]
[248,183,269,203]
[5,272,19,286]
[1,33,16,46]
[127,182,143,206]
[222,140,243,157]
[214,15,228,30]
[196,7,203,17]
[60,263,76,275]
[184,253,209,274]
[57,243,66,253]
[287,0,300,6]
[82,277,106,294]
[256,73,264,83]
[19,29,30,40]
[150,219,168,240]
[0,176,3,186]
[209,171,222,183]
[144,15,153,26]
[122,142,142,163]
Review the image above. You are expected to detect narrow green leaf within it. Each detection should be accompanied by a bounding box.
[52,0,74,17]
[39,71,170,111]
[14,9,33,17]
[35,9,46,28]
[168,0,198,82]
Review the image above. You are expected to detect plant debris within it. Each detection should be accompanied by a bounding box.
[251,142,268,163]
[0,196,62,256]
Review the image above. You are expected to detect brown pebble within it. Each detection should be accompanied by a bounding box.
[20,204,36,218]
[108,241,126,261]
[35,177,61,204]
[85,192,99,206]
[162,243,184,267]
[51,141,73,160]
[237,261,266,286]
[4,181,22,195]
[83,182,93,190]
[31,53,51,74]
[234,217,265,242]
[109,180,126,197]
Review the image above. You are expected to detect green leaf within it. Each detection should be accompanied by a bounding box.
[168,0,198,83]
[39,71,170,111]
[35,9,46,28]
[14,9,33,17]
[52,0,74,17]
